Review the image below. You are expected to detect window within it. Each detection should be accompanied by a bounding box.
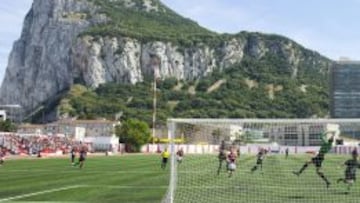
[309,133,321,140]
[285,126,297,133]
[263,132,269,138]
[308,125,323,140]
[284,133,298,140]
[284,126,298,140]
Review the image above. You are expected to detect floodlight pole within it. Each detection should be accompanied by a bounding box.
[152,69,157,145]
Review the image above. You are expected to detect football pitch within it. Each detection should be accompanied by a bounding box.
[1,154,360,203]
[0,155,169,203]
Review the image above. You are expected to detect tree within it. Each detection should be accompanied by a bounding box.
[212,128,221,144]
[159,77,178,90]
[0,119,17,132]
[237,131,254,145]
[115,118,151,152]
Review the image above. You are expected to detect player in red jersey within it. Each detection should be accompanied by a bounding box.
[0,147,5,166]
[227,149,237,177]
[176,148,184,164]
[74,146,87,169]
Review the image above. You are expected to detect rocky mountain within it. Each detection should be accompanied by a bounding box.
[0,0,333,121]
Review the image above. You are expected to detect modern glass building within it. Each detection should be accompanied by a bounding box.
[330,61,360,118]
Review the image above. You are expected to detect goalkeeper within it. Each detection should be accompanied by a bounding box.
[293,131,335,188]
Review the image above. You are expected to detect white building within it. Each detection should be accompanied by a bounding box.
[0,110,6,121]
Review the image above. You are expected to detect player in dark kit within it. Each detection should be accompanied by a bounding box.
[0,148,5,166]
[337,149,360,191]
[285,148,289,159]
[293,131,335,188]
[251,148,266,173]
[217,140,228,175]
[74,146,87,169]
[217,149,227,175]
[70,147,76,166]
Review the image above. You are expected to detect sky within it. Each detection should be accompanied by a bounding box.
[0,0,360,84]
[0,0,33,85]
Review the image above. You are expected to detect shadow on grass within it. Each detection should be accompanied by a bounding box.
[287,195,305,199]
[333,191,350,195]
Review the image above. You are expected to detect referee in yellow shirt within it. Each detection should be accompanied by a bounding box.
[161,148,170,169]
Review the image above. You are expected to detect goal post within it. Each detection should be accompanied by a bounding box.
[162,118,360,203]
[168,121,177,203]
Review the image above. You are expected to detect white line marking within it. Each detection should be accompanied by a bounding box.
[3,170,161,173]
[0,184,312,202]
[0,185,81,202]
[77,185,236,189]
[73,185,306,190]
[82,185,225,189]
[80,185,169,189]
[4,169,212,174]
[81,185,327,192]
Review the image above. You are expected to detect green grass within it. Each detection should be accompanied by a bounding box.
[175,154,360,203]
[0,155,169,203]
[1,154,359,203]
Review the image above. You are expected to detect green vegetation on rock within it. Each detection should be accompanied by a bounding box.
[84,0,220,45]
[32,0,331,125]
[59,54,329,126]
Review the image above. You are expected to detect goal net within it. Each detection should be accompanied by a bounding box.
[162,119,360,203]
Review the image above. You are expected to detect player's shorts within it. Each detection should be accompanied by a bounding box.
[162,158,168,164]
[79,157,85,162]
[177,156,183,162]
[256,158,263,165]
[311,155,324,167]
[345,171,356,181]
[228,163,236,171]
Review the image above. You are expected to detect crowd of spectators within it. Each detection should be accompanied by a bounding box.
[0,133,74,155]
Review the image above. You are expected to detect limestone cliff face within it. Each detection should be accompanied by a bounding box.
[0,0,331,117]
[70,33,329,88]
[0,0,107,113]
[72,36,219,87]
